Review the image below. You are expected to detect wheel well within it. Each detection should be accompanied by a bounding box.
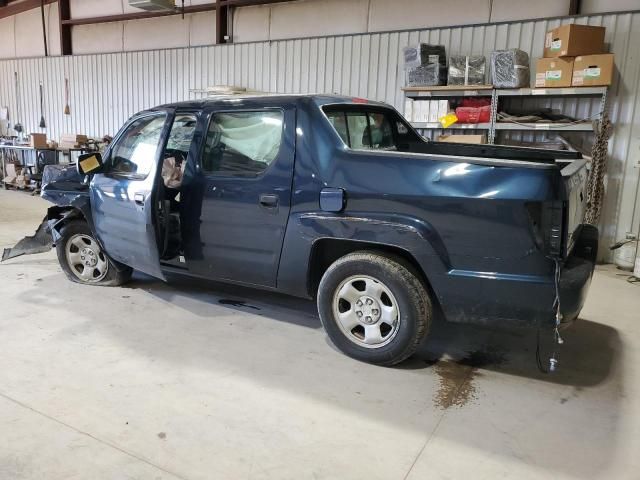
[47,207,87,241]
[307,238,435,300]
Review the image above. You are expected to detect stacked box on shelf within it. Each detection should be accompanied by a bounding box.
[572,54,614,86]
[403,99,414,121]
[535,57,575,88]
[403,99,449,123]
[403,44,446,68]
[490,49,530,88]
[543,24,605,58]
[535,23,613,88]
[403,44,447,87]
[438,134,486,144]
[448,56,486,86]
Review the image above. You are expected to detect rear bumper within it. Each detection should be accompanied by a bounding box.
[436,224,598,328]
[559,224,598,324]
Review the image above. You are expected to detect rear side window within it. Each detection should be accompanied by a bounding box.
[202,110,284,176]
[325,110,396,150]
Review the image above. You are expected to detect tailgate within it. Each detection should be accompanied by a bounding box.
[561,159,589,255]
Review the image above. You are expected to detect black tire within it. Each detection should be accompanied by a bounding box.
[56,220,133,287]
[317,251,431,366]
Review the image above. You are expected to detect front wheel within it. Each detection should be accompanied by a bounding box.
[317,251,432,366]
[56,220,132,287]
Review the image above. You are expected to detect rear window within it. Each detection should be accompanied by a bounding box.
[323,105,409,150]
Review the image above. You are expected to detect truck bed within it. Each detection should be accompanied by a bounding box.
[413,141,582,164]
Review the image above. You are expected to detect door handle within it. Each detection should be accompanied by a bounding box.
[134,192,145,206]
[259,193,279,208]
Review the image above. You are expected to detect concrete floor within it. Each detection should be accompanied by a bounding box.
[0,188,638,480]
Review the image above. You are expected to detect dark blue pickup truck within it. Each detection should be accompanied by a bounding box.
[39,94,597,366]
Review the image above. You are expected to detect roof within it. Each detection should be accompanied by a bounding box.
[153,93,390,111]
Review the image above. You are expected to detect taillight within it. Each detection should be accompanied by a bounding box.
[526,201,564,258]
[545,201,564,258]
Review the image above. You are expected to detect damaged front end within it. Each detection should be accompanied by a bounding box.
[1,215,53,261]
[1,164,90,262]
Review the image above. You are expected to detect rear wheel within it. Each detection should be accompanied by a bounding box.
[56,221,132,287]
[317,251,432,366]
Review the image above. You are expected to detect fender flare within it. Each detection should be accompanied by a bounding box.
[277,211,452,298]
[47,204,96,244]
[47,205,131,273]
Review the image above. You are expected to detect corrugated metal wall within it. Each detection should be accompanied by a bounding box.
[1,11,639,261]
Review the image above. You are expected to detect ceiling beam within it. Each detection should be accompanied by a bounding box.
[0,0,56,20]
[60,0,300,27]
[3,0,302,50]
[60,3,218,26]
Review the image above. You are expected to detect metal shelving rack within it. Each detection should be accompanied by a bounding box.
[402,86,608,144]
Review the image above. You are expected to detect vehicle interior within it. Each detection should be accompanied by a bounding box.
[157,113,198,262]
[156,109,285,265]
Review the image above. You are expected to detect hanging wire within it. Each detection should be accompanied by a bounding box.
[536,258,563,374]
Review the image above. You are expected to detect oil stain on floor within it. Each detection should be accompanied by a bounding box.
[431,346,507,409]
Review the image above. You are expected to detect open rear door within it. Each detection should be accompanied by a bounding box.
[90,112,170,280]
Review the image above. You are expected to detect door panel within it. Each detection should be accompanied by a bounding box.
[185,106,296,287]
[91,113,170,279]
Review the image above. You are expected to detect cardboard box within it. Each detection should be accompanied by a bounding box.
[438,134,486,144]
[417,101,429,122]
[544,24,605,58]
[404,99,414,122]
[30,133,48,149]
[60,133,88,144]
[438,100,449,119]
[535,57,574,88]
[428,101,440,123]
[2,163,18,185]
[572,54,614,86]
[413,102,422,122]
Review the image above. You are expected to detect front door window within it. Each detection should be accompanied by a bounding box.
[109,114,166,178]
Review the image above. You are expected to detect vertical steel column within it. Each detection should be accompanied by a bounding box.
[489,89,498,144]
[58,0,72,55]
[216,3,229,44]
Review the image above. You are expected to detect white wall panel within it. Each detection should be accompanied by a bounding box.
[368,0,491,32]
[72,22,125,55]
[11,4,60,58]
[232,5,270,43]
[490,0,571,23]
[269,0,369,39]
[581,0,640,14]
[0,12,639,261]
[0,17,16,59]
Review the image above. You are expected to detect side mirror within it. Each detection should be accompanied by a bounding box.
[76,152,105,176]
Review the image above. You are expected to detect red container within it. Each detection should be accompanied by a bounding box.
[455,105,491,124]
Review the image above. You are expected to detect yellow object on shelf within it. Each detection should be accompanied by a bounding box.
[439,112,458,128]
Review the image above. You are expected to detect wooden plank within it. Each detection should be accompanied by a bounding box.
[0,0,56,20]
[61,4,218,26]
